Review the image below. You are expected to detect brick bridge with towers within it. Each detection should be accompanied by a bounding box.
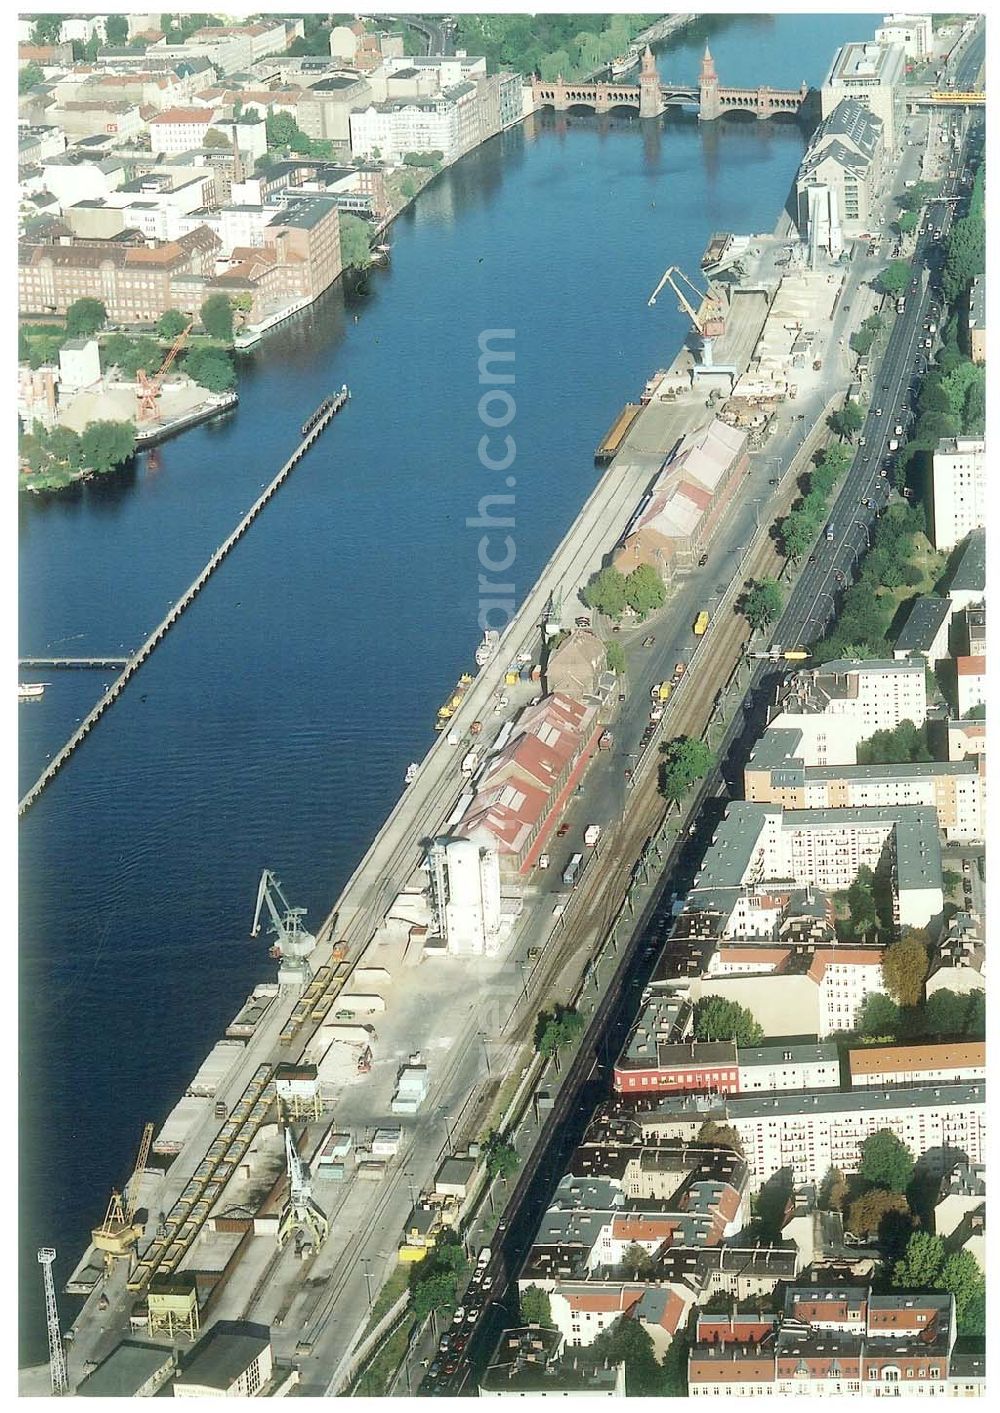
[532,45,813,123]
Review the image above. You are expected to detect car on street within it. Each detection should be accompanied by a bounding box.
[452,1308,465,1325]
[642,635,655,647]
[428,1359,442,1378]
[575,615,590,627]
[768,477,780,485]
[451,1333,469,1352]
[808,554,816,563]
[483,1276,494,1291]
[875,406,883,416]
[556,823,570,837]
[698,552,709,566]
[440,1358,458,1376]
[963,860,971,874]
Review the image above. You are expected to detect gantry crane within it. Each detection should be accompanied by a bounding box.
[91,1122,154,1274]
[276,1125,329,1252]
[136,315,195,423]
[647,264,727,368]
[251,870,317,964]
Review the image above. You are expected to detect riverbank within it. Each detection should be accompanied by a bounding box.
[20,13,873,1368]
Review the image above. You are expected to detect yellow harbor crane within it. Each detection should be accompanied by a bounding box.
[91,1122,154,1273]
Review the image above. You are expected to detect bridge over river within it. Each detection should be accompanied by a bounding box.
[533,45,814,123]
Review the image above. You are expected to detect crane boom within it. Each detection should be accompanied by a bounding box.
[251,869,316,961]
[126,1122,155,1224]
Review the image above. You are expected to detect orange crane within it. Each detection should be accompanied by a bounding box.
[92,1122,154,1273]
[136,316,194,423]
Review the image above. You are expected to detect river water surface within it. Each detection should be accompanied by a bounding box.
[18,12,875,1360]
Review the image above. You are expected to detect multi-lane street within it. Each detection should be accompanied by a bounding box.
[416,26,984,1396]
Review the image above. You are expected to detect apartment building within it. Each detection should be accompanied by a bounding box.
[148,107,219,155]
[613,1036,839,1097]
[689,1287,964,1397]
[744,728,984,842]
[893,594,953,663]
[691,800,943,929]
[931,437,985,551]
[629,1082,985,1192]
[296,73,373,148]
[771,659,927,744]
[821,39,905,150]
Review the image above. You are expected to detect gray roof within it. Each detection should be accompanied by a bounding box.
[267,194,338,230]
[175,1322,270,1391]
[737,1038,838,1069]
[967,275,984,328]
[782,805,942,891]
[643,1080,984,1124]
[894,594,952,653]
[77,1342,175,1397]
[948,528,985,594]
[693,802,773,890]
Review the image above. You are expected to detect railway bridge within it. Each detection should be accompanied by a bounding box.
[532,45,813,123]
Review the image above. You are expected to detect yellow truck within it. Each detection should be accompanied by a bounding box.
[693,611,710,636]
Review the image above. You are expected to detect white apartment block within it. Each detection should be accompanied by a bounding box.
[770,660,927,758]
[349,81,482,165]
[694,801,943,929]
[931,437,985,551]
[874,13,933,59]
[148,107,219,155]
[691,949,889,1039]
[639,1083,985,1193]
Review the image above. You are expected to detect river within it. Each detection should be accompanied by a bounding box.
[18,12,876,1363]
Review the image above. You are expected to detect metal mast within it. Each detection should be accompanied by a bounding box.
[38,1248,68,1396]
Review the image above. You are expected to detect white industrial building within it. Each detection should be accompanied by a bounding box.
[931,437,985,551]
[426,836,503,955]
[821,39,906,150]
[796,99,885,244]
[874,13,933,59]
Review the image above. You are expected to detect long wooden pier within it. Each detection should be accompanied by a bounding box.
[19,388,350,817]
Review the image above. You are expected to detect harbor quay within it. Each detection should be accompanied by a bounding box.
[56,201,876,1389]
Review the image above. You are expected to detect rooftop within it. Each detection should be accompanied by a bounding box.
[894,594,952,653]
[77,1342,175,1397]
[174,1321,271,1392]
[638,1080,984,1124]
[848,1041,985,1077]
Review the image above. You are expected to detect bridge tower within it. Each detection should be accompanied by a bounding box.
[638,45,663,119]
[698,45,720,121]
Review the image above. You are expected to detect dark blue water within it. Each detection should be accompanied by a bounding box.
[18,13,876,1361]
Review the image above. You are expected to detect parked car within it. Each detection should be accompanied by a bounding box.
[768,477,780,485]
[698,552,709,566]
[642,634,655,647]
[556,823,570,838]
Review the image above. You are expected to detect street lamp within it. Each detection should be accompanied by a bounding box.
[852,520,872,549]
[361,1258,374,1306]
[479,1030,492,1078]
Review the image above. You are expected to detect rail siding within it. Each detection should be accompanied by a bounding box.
[18,391,349,817]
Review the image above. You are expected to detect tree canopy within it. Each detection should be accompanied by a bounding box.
[519,1285,553,1327]
[339,213,373,271]
[659,736,712,804]
[857,719,931,765]
[184,346,236,393]
[582,566,627,619]
[66,298,107,338]
[19,61,44,93]
[858,1129,914,1194]
[606,640,626,676]
[693,996,763,1047]
[881,933,929,1008]
[878,260,912,297]
[827,401,864,442]
[534,1006,584,1067]
[199,294,234,342]
[742,578,784,633]
[625,563,666,618]
[482,1129,520,1180]
[156,309,190,340]
[847,1188,910,1239]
